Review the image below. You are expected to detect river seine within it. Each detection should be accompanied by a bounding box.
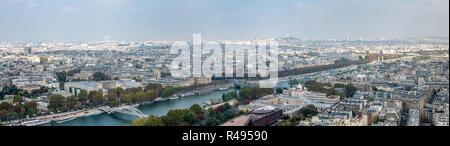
[45,81,289,126]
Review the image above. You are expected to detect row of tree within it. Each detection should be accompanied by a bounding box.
[222,90,238,102]
[47,83,178,112]
[199,104,247,126]
[47,94,78,112]
[302,80,357,99]
[220,87,273,105]
[0,95,38,121]
[132,102,241,126]
[237,87,274,104]
[332,83,358,98]
[0,85,20,100]
[132,104,205,126]
[56,69,81,83]
[279,58,358,77]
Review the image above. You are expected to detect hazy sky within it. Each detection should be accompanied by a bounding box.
[0,0,448,41]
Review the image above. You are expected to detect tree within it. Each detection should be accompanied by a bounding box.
[116,87,125,99]
[371,86,379,91]
[1,86,20,99]
[88,90,97,101]
[146,115,164,126]
[65,95,78,110]
[0,109,8,121]
[207,117,221,126]
[23,101,37,115]
[288,79,300,87]
[297,104,317,118]
[92,89,105,106]
[145,83,162,91]
[197,113,206,120]
[334,83,346,88]
[345,83,357,98]
[224,103,232,110]
[125,94,134,104]
[215,105,228,114]
[13,95,23,103]
[162,86,175,98]
[78,89,88,106]
[338,92,347,100]
[132,115,165,126]
[105,93,120,107]
[184,112,198,124]
[163,109,188,126]
[132,118,148,126]
[210,98,217,104]
[222,90,238,102]
[56,69,80,83]
[189,104,203,114]
[238,87,273,102]
[207,107,215,116]
[146,90,158,101]
[48,94,65,112]
[0,102,12,111]
[325,88,336,96]
[93,71,107,81]
[276,88,283,94]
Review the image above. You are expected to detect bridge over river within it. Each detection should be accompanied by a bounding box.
[99,106,147,118]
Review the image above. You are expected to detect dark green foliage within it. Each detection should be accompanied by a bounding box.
[93,71,108,81]
[276,88,283,94]
[0,85,20,99]
[56,69,80,83]
[238,87,273,102]
[277,105,318,126]
[304,80,356,97]
[345,83,357,98]
[288,79,300,87]
[279,59,358,77]
[184,112,198,124]
[222,90,238,102]
[0,101,37,121]
[161,86,175,98]
[48,94,65,112]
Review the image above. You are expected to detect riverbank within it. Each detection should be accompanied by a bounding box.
[1,108,104,126]
[48,88,235,126]
[1,83,236,126]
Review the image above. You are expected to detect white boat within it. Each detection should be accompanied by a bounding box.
[55,115,77,124]
[219,87,229,91]
[154,97,164,102]
[85,112,102,117]
[21,119,52,126]
[169,96,180,100]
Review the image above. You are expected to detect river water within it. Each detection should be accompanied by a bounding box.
[45,81,290,126]
[46,89,234,126]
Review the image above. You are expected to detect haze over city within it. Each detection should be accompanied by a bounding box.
[0,0,448,129]
[0,0,448,41]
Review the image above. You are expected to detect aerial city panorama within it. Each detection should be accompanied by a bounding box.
[0,0,448,128]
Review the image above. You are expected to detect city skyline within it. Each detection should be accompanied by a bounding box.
[0,0,448,41]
